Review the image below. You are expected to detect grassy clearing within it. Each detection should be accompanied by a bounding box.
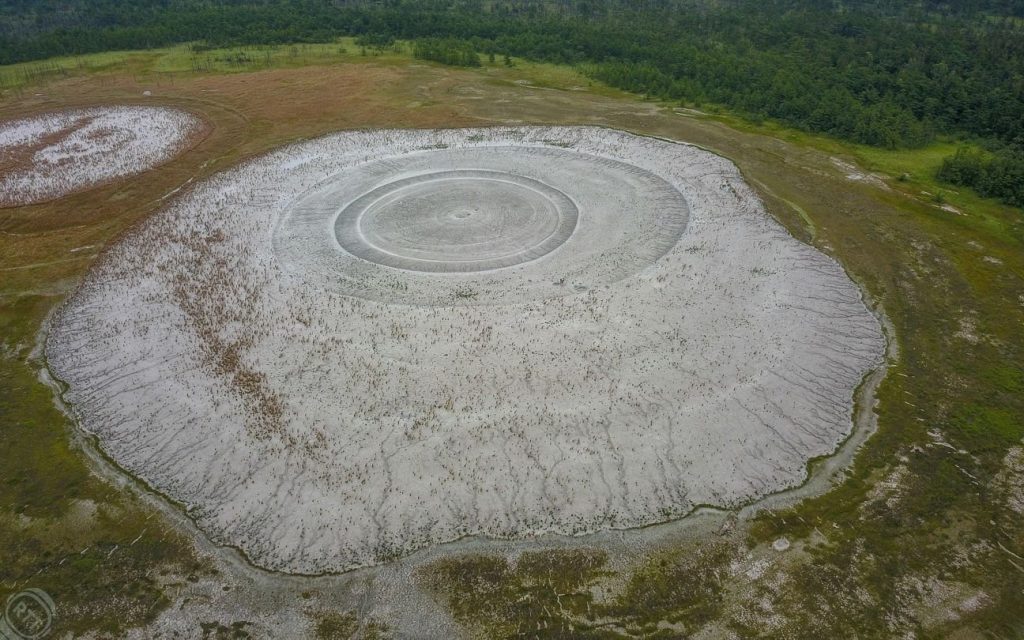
[0,39,616,101]
[419,549,613,638]
[0,40,389,92]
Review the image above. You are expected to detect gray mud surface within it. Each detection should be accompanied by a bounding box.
[46,126,885,575]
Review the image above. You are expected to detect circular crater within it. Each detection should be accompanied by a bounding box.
[335,170,578,272]
[276,145,690,305]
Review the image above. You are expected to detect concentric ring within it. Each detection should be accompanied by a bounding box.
[275,145,691,305]
[335,170,579,272]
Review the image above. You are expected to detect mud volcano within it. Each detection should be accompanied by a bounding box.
[0,106,204,206]
[276,143,688,304]
[332,168,580,272]
[47,127,885,573]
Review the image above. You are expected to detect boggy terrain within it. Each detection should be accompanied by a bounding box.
[0,45,1022,638]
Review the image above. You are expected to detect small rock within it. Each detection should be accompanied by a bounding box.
[772,537,791,552]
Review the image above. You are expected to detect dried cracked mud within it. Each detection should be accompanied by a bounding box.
[46,126,885,573]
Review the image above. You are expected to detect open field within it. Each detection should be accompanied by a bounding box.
[1,42,1023,638]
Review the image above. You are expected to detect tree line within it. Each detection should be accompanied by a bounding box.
[0,0,1022,205]
[939,146,1024,208]
[413,38,481,67]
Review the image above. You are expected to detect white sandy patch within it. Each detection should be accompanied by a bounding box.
[896,576,991,628]
[0,106,203,206]
[865,463,910,511]
[830,157,889,190]
[993,446,1024,515]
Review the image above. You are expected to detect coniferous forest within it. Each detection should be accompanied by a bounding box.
[1,0,1022,205]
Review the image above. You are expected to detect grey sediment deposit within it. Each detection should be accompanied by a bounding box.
[46,126,885,574]
[0,106,204,206]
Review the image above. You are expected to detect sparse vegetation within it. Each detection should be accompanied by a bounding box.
[313,610,389,639]
[421,545,735,638]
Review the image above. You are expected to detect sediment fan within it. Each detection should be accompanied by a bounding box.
[47,126,885,573]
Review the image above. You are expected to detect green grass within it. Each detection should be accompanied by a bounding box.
[0,50,137,90]
[150,39,375,74]
[677,107,1021,238]
[0,39,627,102]
[485,58,625,97]
[740,152,1024,636]
[0,300,201,636]
[0,39,388,91]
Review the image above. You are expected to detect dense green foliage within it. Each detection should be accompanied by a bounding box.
[413,38,481,67]
[939,146,1024,207]
[0,0,1022,195]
